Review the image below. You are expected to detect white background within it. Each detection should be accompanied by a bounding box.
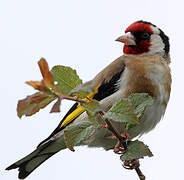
[1,0,183,179]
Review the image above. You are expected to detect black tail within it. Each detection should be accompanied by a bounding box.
[6,138,66,179]
[37,102,79,148]
[6,102,80,179]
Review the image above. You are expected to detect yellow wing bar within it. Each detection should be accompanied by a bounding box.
[59,84,100,128]
[60,105,85,127]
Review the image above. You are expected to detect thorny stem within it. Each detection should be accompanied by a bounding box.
[99,111,128,151]
[105,120,127,150]
[99,111,145,180]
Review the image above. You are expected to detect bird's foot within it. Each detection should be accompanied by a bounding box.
[114,140,126,154]
[113,130,130,154]
[105,128,130,154]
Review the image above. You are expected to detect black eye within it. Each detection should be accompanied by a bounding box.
[132,31,151,42]
[141,32,150,40]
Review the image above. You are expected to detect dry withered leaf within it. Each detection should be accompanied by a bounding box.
[26,80,47,91]
[26,58,55,92]
[17,92,56,118]
[50,98,62,113]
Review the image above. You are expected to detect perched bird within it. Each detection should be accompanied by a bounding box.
[6,20,171,179]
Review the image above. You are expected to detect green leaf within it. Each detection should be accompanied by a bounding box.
[81,100,102,114]
[103,99,138,125]
[51,65,82,95]
[120,140,153,161]
[81,100,102,125]
[128,93,154,118]
[69,81,95,98]
[64,121,97,151]
[17,92,56,118]
[86,112,100,126]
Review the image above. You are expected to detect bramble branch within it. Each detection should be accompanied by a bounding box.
[98,111,145,180]
[99,111,127,150]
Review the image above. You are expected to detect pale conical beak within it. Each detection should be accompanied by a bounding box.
[115,32,136,46]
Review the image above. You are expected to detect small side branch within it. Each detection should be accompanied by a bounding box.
[61,95,87,103]
[53,88,87,103]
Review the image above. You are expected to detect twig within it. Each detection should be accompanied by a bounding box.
[53,88,87,103]
[99,111,127,151]
[61,95,87,103]
[133,160,145,180]
[99,111,145,180]
[135,166,145,180]
[104,119,127,150]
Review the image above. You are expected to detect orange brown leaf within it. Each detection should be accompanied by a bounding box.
[38,58,54,89]
[26,81,47,91]
[50,98,62,113]
[17,92,56,118]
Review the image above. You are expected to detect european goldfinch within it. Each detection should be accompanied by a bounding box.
[6,20,171,179]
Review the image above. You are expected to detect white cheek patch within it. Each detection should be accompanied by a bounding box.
[148,34,165,56]
[150,25,160,34]
[147,25,165,56]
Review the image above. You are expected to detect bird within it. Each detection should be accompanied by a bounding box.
[6,20,171,179]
